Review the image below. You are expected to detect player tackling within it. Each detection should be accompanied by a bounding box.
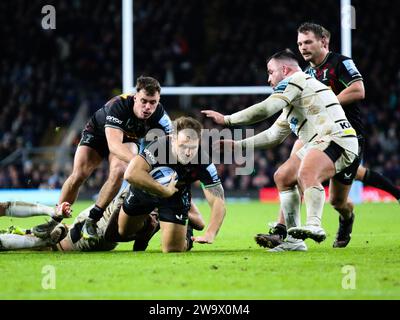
[202,49,359,249]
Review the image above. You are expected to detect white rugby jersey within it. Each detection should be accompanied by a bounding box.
[226,71,358,154]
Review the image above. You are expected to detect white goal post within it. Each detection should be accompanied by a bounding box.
[122,0,352,95]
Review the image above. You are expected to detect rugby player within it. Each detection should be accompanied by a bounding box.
[34,76,173,241]
[0,187,206,252]
[202,49,359,251]
[105,116,226,253]
[256,22,400,250]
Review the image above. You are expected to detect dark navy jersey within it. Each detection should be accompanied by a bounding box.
[139,136,221,195]
[85,93,173,141]
[304,52,364,137]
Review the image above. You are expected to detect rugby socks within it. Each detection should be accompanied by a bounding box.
[363,169,400,200]
[88,205,105,222]
[0,234,48,250]
[279,186,301,229]
[5,201,55,218]
[303,186,325,227]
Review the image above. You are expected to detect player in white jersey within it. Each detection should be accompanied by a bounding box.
[0,186,205,251]
[202,49,359,250]
[0,187,137,251]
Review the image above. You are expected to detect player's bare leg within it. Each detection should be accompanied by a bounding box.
[59,146,103,206]
[160,221,187,253]
[82,143,138,240]
[329,179,355,248]
[116,207,149,240]
[288,149,335,243]
[263,139,304,244]
[82,155,127,241]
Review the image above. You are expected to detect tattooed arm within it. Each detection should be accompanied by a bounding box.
[193,183,226,244]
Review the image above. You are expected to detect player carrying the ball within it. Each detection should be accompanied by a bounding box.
[105,116,226,252]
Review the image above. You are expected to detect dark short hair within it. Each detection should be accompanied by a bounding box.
[297,22,326,39]
[266,48,299,65]
[136,76,161,95]
[321,26,331,41]
[173,116,203,139]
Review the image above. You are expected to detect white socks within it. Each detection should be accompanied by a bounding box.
[303,186,325,227]
[279,186,301,229]
[0,234,49,250]
[5,201,55,218]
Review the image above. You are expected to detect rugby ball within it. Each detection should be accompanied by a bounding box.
[149,166,178,186]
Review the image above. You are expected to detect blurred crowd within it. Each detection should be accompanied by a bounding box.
[1,0,399,194]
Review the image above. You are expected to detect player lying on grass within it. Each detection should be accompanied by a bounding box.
[202,49,359,252]
[105,116,226,253]
[0,187,206,252]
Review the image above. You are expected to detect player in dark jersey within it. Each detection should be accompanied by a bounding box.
[105,117,226,252]
[34,76,173,241]
[255,22,400,249]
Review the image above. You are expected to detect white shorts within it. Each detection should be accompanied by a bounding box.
[296,136,358,174]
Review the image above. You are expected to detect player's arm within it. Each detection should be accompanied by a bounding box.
[337,58,365,105]
[123,156,178,198]
[201,95,287,127]
[105,127,137,163]
[192,183,226,244]
[202,75,303,126]
[235,113,291,149]
[337,80,365,105]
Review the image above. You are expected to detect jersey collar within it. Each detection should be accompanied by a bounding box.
[312,51,332,69]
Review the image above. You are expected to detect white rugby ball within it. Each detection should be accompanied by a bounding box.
[149,166,178,186]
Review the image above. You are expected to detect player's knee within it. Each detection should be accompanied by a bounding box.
[297,168,314,188]
[108,165,126,183]
[118,225,131,239]
[274,169,293,189]
[329,196,347,211]
[69,171,89,185]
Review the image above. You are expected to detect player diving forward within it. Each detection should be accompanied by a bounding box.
[105,116,226,253]
[202,49,359,251]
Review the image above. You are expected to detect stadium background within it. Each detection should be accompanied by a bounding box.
[0,0,399,202]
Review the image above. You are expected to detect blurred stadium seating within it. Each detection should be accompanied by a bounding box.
[1,0,399,198]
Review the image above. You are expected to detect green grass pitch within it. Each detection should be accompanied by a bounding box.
[0,201,399,300]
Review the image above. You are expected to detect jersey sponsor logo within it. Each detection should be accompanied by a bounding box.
[322,69,329,81]
[126,192,134,204]
[274,77,291,92]
[106,115,123,125]
[343,173,353,180]
[126,119,135,130]
[143,148,157,165]
[338,120,351,130]
[81,133,94,144]
[306,68,316,78]
[159,113,173,134]
[206,164,219,183]
[342,59,361,77]
[289,117,299,133]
